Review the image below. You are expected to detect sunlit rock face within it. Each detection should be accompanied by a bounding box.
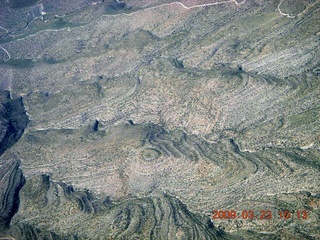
[0,0,319,239]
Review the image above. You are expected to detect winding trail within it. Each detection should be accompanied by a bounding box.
[0,46,11,61]
[122,0,246,16]
[277,0,295,18]
[0,26,8,33]
[165,0,246,9]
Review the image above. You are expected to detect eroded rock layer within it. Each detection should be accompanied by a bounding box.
[0,158,25,233]
[0,0,319,239]
[7,174,229,239]
[0,91,29,155]
[0,91,28,233]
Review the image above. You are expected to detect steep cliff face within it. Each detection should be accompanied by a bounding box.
[0,91,29,156]
[0,159,25,232]
[0,0,319,239]
[0,91,28,234]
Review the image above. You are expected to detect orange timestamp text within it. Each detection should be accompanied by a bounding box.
[212,209,308,220]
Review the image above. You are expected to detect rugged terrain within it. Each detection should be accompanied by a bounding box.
[0,0,319,239]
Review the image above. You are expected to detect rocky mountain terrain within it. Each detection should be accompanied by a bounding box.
[0,0,319,239]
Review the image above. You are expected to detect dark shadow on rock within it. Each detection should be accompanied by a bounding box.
[105,0,126,14]
[0,158,25,233]
[0,90,29,156]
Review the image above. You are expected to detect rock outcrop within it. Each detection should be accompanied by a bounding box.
[0,158,25,233]
[0,0,319,239]
[0,91,29,156]
[7,174,229,239]
[0,91,28,234]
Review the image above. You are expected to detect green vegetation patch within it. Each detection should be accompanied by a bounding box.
[287,108,320,128]
[1,58,35,68]
[8,0,38,8]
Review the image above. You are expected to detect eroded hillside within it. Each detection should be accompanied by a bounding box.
[0,0,319,239]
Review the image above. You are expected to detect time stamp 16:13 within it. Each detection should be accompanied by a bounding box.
[212,210,308,220]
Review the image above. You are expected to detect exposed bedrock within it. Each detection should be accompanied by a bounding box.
[0,0,318,238]
[0,90,29,156]
[8,173,230,240]
[0,158,25,233]
[0,90,28,233]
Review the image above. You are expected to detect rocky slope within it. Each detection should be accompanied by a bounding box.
[0,0,319,239]
[0,91,28,234]
[7,174,231,239]
[0,158,25,233]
